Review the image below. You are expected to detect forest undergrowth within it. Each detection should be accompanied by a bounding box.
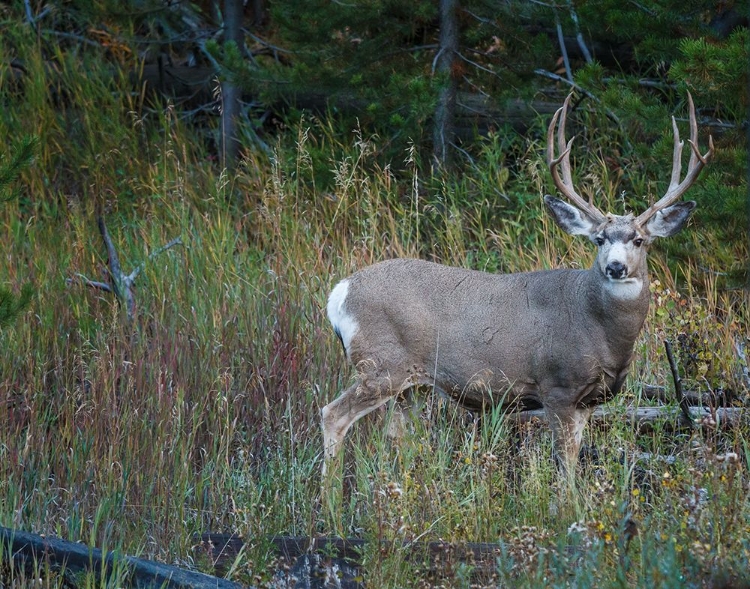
[0,29,748,589]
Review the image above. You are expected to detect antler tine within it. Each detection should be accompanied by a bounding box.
[636,92,714,226]
[667,116,684,191]
[547,93,606,223]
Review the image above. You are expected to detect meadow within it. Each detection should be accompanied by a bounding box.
[1,34,749,588]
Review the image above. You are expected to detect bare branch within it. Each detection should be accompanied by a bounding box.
[555,16,573,82]
[244,31,294,55]
[455,52,501,78]
[71,216,185,323]
[566,0,592,64]
[97,215,125,300]
[128,236,184,282]
[664,340,693,428]
[67,274,113,293]
[534,70,624,128]
[602,77,676,91]
[42,30,104,48]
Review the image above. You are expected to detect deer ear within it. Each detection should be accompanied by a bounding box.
[644,201,697,238]
[544,195,599,236]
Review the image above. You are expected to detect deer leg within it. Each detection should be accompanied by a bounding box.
[545,405,594,479]
[385,389,418,442]
[321,378,396,477]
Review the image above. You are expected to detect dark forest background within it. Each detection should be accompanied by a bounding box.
[0,2,749,587]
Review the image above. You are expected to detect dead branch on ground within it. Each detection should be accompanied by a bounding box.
[68,215,183,323]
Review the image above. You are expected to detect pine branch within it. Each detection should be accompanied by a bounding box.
[0,136,37,201]
[0,284,32,329]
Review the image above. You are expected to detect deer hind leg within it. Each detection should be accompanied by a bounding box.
[545,405,594,480]
[321,369,403,477]
[385,389,418,442]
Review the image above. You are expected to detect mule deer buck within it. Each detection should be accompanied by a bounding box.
[322,93,713,478]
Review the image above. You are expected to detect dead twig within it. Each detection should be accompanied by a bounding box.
[69,274,112,293]
[531,71,627,141]
[664,339,694,428]
[554,14,573,82]
[70,215,183,323]
[566,0,593,64]
[735,337,750,391]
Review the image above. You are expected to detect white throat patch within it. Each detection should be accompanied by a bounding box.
[604,277,643,300]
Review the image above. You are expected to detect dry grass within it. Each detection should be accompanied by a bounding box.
[0,27,748,589]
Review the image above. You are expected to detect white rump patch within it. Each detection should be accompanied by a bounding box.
[327,279,359,355]
[605,277,643,300]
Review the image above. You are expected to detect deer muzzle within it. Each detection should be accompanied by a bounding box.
[605,261,628,280]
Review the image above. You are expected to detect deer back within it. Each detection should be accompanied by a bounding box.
[330,257,649,410]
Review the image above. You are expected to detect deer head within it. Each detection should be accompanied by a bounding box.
[544,92,714,298]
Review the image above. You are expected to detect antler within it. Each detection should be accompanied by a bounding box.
[635,92,714,227]
[547,93,607,224]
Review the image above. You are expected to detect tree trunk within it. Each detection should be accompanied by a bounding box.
[432,0,459,171]
[220,0,244,175]
[250,0,267,28]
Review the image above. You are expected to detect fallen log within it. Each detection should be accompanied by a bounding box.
[509,405,745,433]
[197,533,508,586]
[0,526,243,589]
[640,384,739,407]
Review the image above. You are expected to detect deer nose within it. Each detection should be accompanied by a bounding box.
[606,261,628,280]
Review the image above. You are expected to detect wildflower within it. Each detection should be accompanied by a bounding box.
[715,452,738,463]
[567,521,587,535]
[385,481,403,499]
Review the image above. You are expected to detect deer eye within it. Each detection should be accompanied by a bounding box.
[594,236,605,246]
[633,238,644,247]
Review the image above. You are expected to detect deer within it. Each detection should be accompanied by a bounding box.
[321,92,713,479]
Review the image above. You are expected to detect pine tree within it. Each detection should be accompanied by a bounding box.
[0,136,36,329]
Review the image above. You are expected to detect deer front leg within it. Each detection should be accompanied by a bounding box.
[545,405,594,480]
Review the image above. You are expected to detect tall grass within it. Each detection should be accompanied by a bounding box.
[0,29,748,587]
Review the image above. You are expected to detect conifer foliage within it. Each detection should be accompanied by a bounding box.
[0,136,35,328]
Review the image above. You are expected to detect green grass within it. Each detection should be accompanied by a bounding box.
[0,29,748,588]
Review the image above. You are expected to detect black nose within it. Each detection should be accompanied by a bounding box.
[606,262,628,280]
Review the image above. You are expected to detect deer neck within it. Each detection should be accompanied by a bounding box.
[584,265,650,346]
